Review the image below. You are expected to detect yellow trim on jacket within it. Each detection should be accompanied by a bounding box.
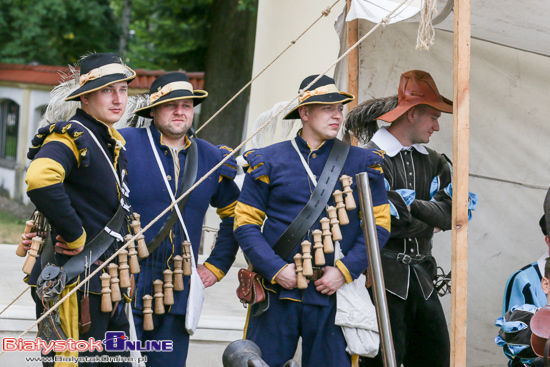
[234,201,266,229]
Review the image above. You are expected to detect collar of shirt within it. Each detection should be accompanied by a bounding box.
[537,252,548,278]
[370,126,428,157]
[149,123,191,153]
[75,108,126,148]
[295,129,334,155]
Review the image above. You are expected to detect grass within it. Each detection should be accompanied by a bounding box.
[0,209,26,245]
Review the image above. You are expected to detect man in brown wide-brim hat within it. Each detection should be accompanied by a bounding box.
[347,70,454,367]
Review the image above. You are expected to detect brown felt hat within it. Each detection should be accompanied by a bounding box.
[530,305,550,358]
[377,70,453,123]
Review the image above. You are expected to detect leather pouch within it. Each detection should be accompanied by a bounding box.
[236,268,265,306]
[79,296,91,334]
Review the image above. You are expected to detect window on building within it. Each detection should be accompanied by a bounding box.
[0,99,19,161]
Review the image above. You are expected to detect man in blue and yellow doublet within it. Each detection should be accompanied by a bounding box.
[503,214,550,316]
[120,72,240,366]
[234,75,391,367]
[24,53,137,366]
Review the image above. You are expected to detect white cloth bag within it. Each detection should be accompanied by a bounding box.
[185,251,205,335]
[334,244,380,357]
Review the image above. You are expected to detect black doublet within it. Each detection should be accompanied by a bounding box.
[365,138,452,300]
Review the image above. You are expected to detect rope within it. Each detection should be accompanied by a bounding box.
[470,173,548,191]
[0,0,412,353]
[416,0,438,50]
[194,0,341,135]
[0,285,30,317]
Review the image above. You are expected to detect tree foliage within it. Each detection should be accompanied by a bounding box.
[0,0,119,65]
[112,0,213,71]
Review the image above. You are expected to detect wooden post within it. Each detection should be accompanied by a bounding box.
[346,0,359,147]
[451,0,470,366]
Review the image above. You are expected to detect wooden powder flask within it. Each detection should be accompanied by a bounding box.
[333,190,350,226]
[126,234,140,274]
[340,175,357,210]
[294,253,308,290]
[100,273,113,313]
[320,217,334,254]
[163,270,174,306]
[327,206,343,241]
[16,220,36,257]
[118,249,131,289]
[131,218,149,259]
[153,279,165,315]
[143,295,154,331]
[182,241,192,276]
[301,240,313,277]
[22,236,44,275]
[108,263,122,303]
[312,229,325,266]
[173,255,184,291]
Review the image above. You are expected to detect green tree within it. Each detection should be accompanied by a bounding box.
[115,0,213,71]
[0,0,119,65]
[197,0,257,148]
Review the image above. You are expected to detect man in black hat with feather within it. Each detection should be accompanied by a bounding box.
[24,52,137,366]
[119,72,241,366]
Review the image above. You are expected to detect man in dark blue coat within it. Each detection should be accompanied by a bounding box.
[120,72,240,366]
[25,52,136,366]
[234,75,391,367]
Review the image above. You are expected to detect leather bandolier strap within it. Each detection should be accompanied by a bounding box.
[272,139,350,260]
[40,205,127,283]
[144,138,198,256]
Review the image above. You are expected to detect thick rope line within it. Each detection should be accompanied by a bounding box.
[0,0,411,351]
[0,285,30,317]
[195,0,341,135]
[469,173,548,191]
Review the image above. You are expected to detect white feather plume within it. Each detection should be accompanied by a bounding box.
[114,93,151,129]
[37,66,81,129]
[250,100,301,148]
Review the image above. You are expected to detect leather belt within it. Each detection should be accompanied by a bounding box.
[382,250,433,265]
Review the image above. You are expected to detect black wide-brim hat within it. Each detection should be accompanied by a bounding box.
[65,53,136,101]
[283,74,355,120]
[134,72,208,118]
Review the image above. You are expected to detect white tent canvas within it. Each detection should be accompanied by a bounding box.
[338,2,550,365]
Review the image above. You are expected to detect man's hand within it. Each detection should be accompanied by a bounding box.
[22,232,38,251]
[54,235,84,256]
[197,264,218,288]
[275,264,297,290]
[314,266,345,295]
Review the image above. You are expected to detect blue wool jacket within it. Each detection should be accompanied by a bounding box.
[502,254,548,316]
[234,133,391,306]
[120,125,240,315]
[25,108,130,293]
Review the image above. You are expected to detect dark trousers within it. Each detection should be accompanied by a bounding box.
[32,287,130,367]
[245,294,351,367]
[360,273,450,367]
[133,312,190,367]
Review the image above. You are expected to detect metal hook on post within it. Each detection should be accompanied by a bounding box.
[356,172,397,367]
